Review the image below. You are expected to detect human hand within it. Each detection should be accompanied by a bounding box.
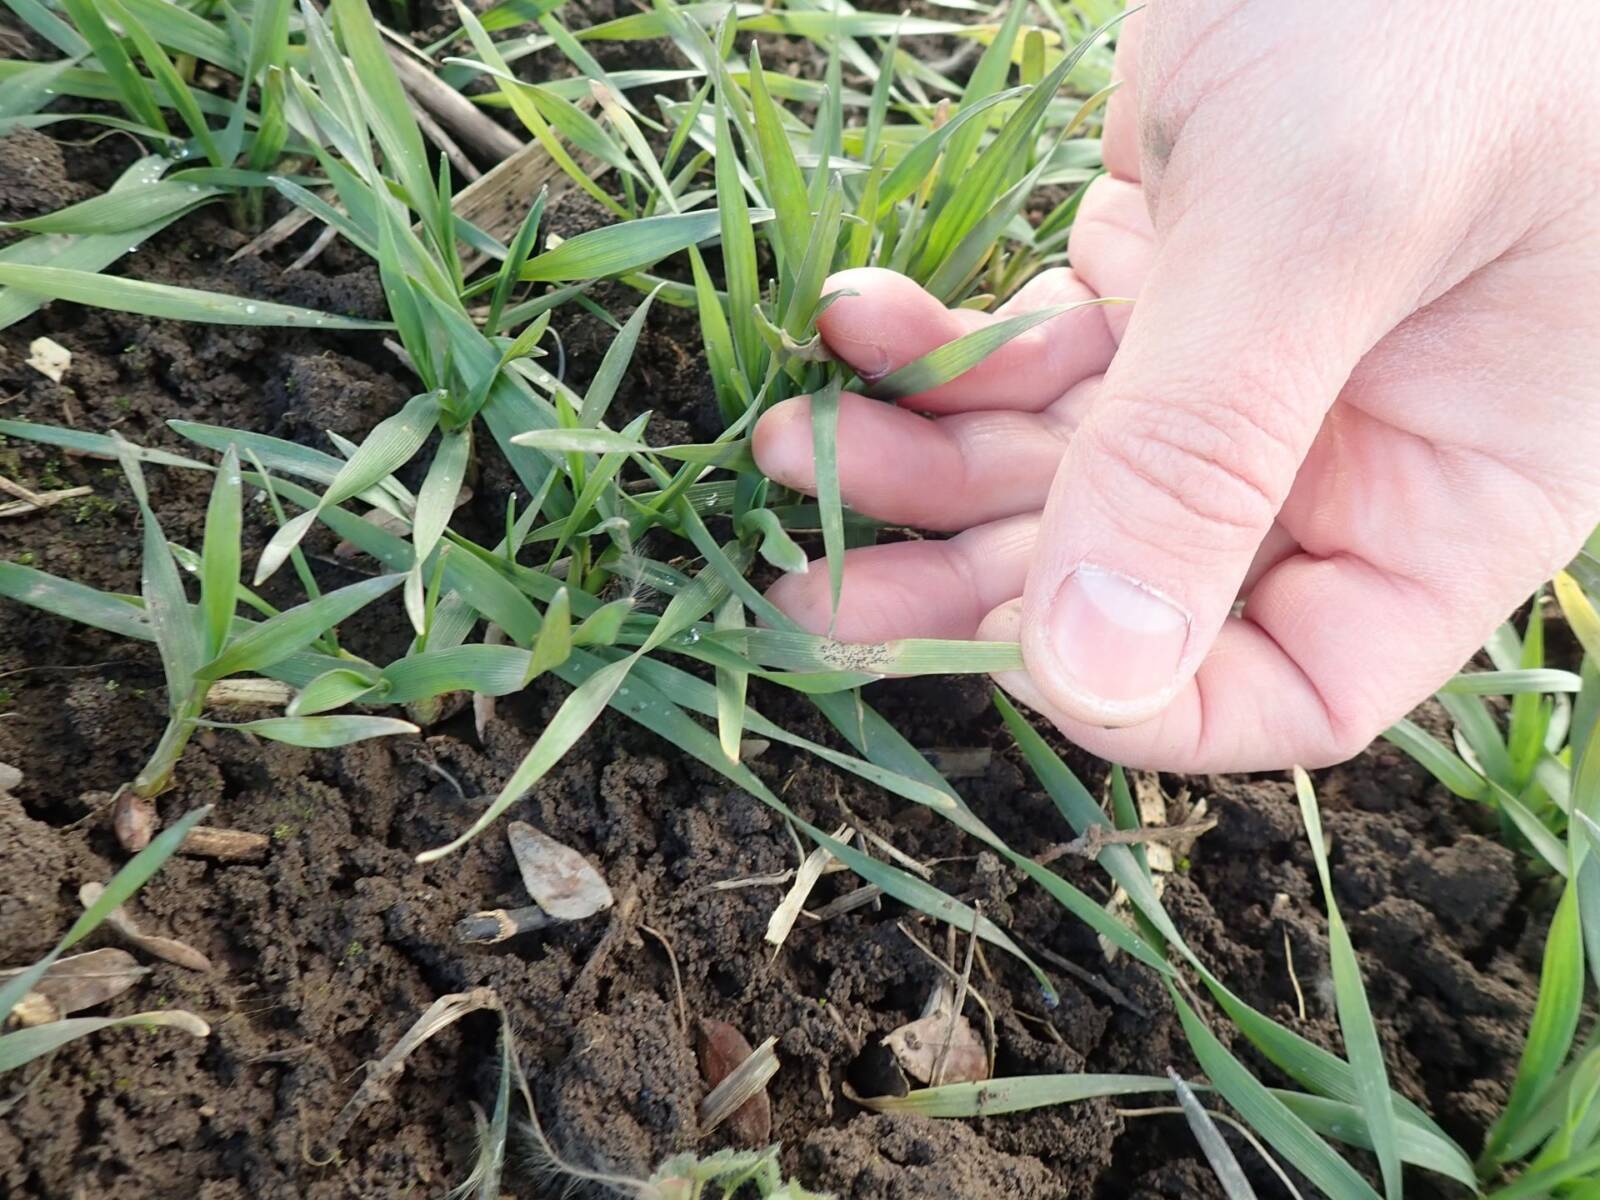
[752,3,1600,771]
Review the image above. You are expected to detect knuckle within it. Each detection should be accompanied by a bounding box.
[1321,711,1383,766]
[1083,390,1303,548]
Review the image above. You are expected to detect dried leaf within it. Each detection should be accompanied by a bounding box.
[0,948,148,1017]
[26,337,70,382]
[506,821,613,921]
[883,981,988,1086]
[696,1019,775,1144]
[79,882,212,972]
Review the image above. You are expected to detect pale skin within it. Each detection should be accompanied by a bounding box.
[751,2,1600,772]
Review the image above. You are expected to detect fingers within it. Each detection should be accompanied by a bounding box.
[1101,7,1143,184]
[1065,177,1155,342]
[764,513,1297,645]
[752,383,1097,530]
[980,598,1351,772]
[816,266,1117,414]
[1014,121,1470,728]
[989,248,1600,772]
[982,529,1551,773]
[766,515,1038,642]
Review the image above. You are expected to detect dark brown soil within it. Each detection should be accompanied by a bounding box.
[0,55,1544,1200]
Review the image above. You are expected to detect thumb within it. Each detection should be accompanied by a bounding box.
[1021,205,1429,727]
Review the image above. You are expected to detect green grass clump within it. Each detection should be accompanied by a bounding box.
[1386,540,1600,878]
[0,433,419,811]
[0,0,1118,970]
[0,0,314,255]
[7,1,1599,1196]
[858,682,1600,1198]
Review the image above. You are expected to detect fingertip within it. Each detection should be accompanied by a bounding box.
[818,268,945,380]
[979,600,1048,711]
[977,597,1023,642]
[765,565,830,635]
[752,395,817,491]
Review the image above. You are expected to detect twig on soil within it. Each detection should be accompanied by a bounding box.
[286,224,339,272]
[703,868,796,893]
[766,823,849,952]
[1284,927,1307,1021]
[1013,1008,1065,1045]
[178,825,271,863]
[807,883,883,922]
[414,747,468,804]
[1270,892,1308,1021]
[929,902,981,1087]
[833,791,931,879]
[380,41,521,164]
[0,480,92,519]
[1033,944,1150,1019]
[1283,930,1307,1023]
[232,204,318,261]
[316,987,500,1159]
[454,904,552,944]
[638,922,687,1035]
[403,93,482,182]
[204,679,294,706]
[1036,815,1218,866]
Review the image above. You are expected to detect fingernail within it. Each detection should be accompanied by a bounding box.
[1046,565,1190,710]
[830,330,892,381]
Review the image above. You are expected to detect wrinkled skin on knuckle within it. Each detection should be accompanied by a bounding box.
[1076,388,1303,555]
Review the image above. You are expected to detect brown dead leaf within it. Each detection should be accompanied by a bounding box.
[507,821,613,921]
[883,981,988,1087]
[695,1019,774,1144]
[0,948,149,1017]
